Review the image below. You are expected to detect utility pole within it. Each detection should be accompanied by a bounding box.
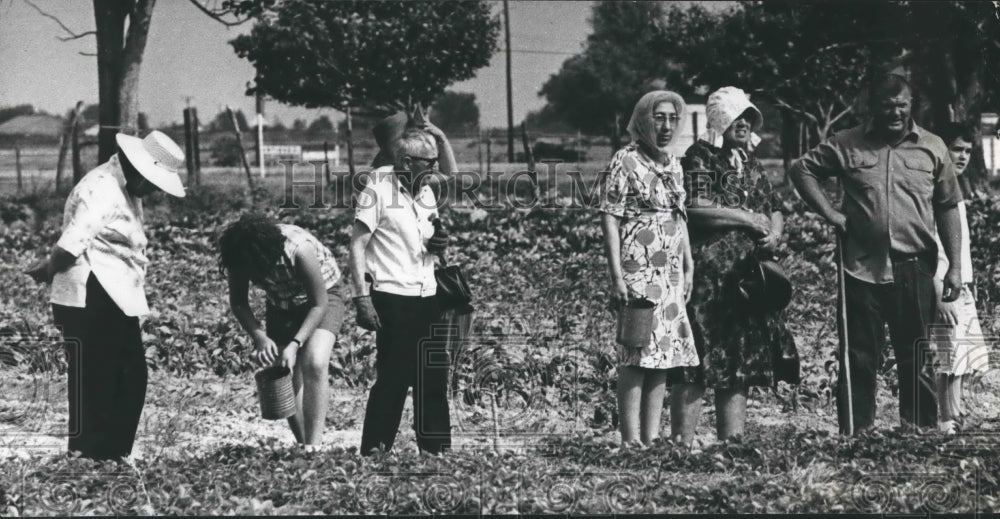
[503,0,514,163]
[256,91,266,178]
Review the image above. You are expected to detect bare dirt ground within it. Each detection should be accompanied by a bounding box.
[5,363,1000,463]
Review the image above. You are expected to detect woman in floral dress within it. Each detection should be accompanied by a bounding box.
[668,86,797,443]
[599,90,698,447]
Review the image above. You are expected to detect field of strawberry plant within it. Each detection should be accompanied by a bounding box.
[2,175,1000,514]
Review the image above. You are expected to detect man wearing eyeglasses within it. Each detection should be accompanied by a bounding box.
[349,127,451,455]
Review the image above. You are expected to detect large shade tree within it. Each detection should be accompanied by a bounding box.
[25,0,257,168]
[229,0,500,117]
[430,91,480,135]
[539,2,716,144]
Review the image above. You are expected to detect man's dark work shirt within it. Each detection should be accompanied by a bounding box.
[791,122,961,284]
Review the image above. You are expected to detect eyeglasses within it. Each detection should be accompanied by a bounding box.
[653,114,681,126]
[407,155,439,170]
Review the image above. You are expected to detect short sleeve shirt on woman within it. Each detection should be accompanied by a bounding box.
[257,224,342,310]
[51,154,150,317]
[354,166,438,297]
[600,143,688,220]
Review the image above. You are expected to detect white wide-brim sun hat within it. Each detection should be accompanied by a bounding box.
[116,130,187,197]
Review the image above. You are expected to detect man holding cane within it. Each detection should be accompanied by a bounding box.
[790,73,963,434]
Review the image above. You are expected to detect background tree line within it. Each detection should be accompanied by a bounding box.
[530,0,1000,185]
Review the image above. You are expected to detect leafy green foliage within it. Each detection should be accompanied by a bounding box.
[3,182,1000,514]
[4,427,1000,514]
[0,104,37,126]
[539,1,708,136]
[430,91,480,135]
[230,0,501,114]
[539,0,1000,150]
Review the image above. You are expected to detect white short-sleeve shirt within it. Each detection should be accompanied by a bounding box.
[354,167,438,297]
[51,154,150,316]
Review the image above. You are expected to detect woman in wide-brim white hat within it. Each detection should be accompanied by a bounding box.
[25,130,185,461]
[669,86,797,445]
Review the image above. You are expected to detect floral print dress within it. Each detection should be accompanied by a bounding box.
[599,143,700,370]
[671,140,797,389]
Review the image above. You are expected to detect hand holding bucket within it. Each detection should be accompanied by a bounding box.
[254,365,296,420]
[616,298,656,349]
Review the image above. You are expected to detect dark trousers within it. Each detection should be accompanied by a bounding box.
[360,291,450,455]
[837,258,938,433]
[52,274,147,460]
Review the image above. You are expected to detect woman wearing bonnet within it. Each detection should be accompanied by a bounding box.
[670,86,797,444]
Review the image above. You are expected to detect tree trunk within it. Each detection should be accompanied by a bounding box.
[118,0,156,137]
[93,0,127,163]
[93,0,156,163]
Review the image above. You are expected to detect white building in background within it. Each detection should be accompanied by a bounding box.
[665,104,707,158]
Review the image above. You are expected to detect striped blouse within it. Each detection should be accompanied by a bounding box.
[257,224,341,310]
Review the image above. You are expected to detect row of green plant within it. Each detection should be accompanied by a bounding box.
[3,427,999,515]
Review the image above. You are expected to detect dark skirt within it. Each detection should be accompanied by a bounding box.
[666,230,797,390]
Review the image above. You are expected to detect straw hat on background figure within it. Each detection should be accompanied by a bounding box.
[115,130,187,197]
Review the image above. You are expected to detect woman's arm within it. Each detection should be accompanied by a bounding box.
[349,221,375,298]
[227,270,278,363]
[601,213,628,306]
[26,245,77,283]
[687,202,771,238]
[424,122,457,176]
[682,227,694,303]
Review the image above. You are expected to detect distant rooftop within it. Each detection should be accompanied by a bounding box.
[0,114,65,137]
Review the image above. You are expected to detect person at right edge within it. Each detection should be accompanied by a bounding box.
[789,73,963,434]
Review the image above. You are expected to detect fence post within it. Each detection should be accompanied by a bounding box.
[477,128,484,176]
[183,107,196,184]
[486,137,492,176]
[256,92,266,178]
[576,130,582,170]
[520,123,537,202]
[345,105,356,180]
[323,140,331,184]
[191,108,201,187]
[72,114,83,184]
[15,146,22,193]
[227,105,256,199]
[183,107,203,188]
[56,101,84,192]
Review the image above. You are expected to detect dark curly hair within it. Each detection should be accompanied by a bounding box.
[938,122,977,147]
[217,212,285,283]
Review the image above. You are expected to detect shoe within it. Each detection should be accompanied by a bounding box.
[938,420,957,435]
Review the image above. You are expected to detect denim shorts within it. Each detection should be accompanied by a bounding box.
[265,287,347,346]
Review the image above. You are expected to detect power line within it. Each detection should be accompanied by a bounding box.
[498,47,579,56]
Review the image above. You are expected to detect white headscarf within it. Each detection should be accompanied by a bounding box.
[626,90,686,162]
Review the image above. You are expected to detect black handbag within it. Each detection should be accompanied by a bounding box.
[435,254,473,312]
[729,251,793,314]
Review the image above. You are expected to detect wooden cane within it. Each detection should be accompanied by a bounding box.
[836,233,854,435]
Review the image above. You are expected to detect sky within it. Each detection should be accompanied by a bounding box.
[0,0,599,129]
